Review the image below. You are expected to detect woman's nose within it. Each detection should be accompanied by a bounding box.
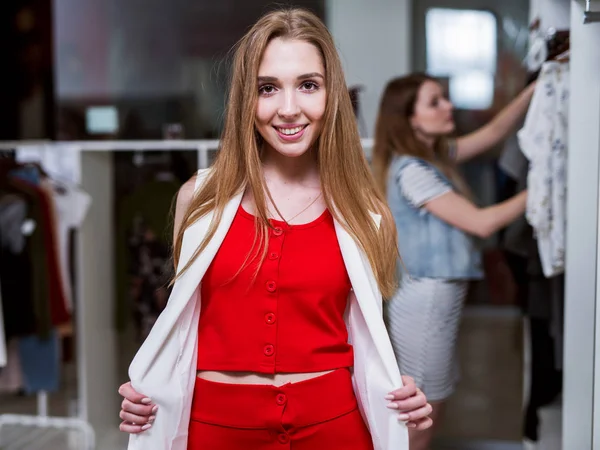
[277,91,301,118]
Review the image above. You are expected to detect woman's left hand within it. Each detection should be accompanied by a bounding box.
[385,375,433,430]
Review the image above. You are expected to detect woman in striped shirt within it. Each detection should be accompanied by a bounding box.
[372,74,534,450]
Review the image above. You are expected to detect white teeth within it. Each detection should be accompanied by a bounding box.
[278,126,304,135]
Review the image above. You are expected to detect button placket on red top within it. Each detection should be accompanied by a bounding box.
[262,223,285,368]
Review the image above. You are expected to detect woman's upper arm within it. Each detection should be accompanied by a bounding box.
[455,128,496,162]
[422,191,486,236]
[396,163,452,209]
[395,163,489,237]
[173,174,197,242]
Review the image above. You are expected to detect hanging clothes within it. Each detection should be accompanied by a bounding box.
[116,178,180,338]
[0,180,44,338]
[0,340,24,393]
[50,181,91,312]
[517,61,569,278]
[500,125,564,443]
[0,159,91,395]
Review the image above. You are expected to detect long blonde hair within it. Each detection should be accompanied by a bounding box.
[173,8,399,299]
[372,74,468,195]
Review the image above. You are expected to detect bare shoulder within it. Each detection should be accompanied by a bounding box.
[176,174,198,212]
[173,174,199,239]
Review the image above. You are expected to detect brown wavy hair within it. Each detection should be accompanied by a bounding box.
[372,74,468,195]
[172,8,399,299]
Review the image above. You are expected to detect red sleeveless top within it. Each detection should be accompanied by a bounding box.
[196,205,354,373]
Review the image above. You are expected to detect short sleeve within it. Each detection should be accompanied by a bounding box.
[396,162,452,208]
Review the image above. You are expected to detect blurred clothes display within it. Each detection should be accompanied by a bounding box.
[518,62,569,278]
[500,74,567,440]
[0,340,23,393]
[115,151,196,341]
[117,180,178,341]
[0,155,89,394]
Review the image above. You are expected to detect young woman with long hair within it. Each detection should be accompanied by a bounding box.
[116,9,432,450]
[372,74,534,450]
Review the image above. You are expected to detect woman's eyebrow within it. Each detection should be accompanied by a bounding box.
[257,72,325,83]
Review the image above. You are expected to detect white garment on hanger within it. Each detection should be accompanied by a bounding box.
[518,61,569,277]
[0,340,23,391]
[51,183,91,311]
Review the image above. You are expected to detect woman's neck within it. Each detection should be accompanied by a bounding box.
[414,129,436,150]
[261,146,320,186]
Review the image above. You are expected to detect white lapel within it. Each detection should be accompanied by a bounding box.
[333,219,401,386]
[170,190,244,310]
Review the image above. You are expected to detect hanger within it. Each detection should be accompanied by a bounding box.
[554,49,570,62]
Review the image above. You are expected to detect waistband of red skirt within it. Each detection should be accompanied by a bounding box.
[190,368,358,429]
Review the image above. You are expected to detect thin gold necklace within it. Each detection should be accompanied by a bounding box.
[270,192,323,225]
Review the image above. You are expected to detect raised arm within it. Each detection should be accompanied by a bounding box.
[424,190,527,238]
[397,162,526,239]
[455,82,536,162]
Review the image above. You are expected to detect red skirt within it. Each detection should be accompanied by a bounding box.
[187,368,374,449]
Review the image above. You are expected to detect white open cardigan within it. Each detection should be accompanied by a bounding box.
[127,169,409,450]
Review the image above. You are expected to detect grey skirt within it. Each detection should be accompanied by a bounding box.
[384,277,467,402]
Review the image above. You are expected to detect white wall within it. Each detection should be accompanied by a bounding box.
[530,0,571,29]
[326,0,412,137]
[563,1,600,448]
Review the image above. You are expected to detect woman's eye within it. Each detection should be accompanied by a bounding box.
[301,81,319,91]
[259,85,276,95]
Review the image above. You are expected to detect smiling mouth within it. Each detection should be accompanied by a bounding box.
[275,125,307,136]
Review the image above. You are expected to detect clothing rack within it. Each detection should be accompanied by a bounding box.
[0,146,95,449]
[584,0,600,24]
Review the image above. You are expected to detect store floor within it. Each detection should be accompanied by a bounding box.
[0,307,561,449]
[433,306,561,450]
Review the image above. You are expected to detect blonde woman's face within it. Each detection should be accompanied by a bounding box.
[410,80,455,136]
[255,38,327,159]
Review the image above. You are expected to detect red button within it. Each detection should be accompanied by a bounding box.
[266,281,277,292]
[265,313,276,325]
[273,227,283,237]
[277,433,290,444]
[276,393,287,406]
[269,251,279,260]
[264,344,275,356]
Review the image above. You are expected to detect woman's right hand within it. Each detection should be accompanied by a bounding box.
[118,381,157,433]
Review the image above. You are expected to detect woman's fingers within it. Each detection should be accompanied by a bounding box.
[398,402,433,422]
[406,416,434,430]
[390,389,428,412]
[118,381,157,434]
[119,421,152,434]
[388,377,417,400]
[121,398,156,417]
[118,382,153,406]
[119,409,155,426]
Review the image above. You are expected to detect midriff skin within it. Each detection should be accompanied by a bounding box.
[197,370,334,387]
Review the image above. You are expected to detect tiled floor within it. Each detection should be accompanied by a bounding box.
[437,307,525,442]
[434,307,562,450]
[0,307,562,450]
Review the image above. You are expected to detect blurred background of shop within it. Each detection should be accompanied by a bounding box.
[1,1,592,449]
